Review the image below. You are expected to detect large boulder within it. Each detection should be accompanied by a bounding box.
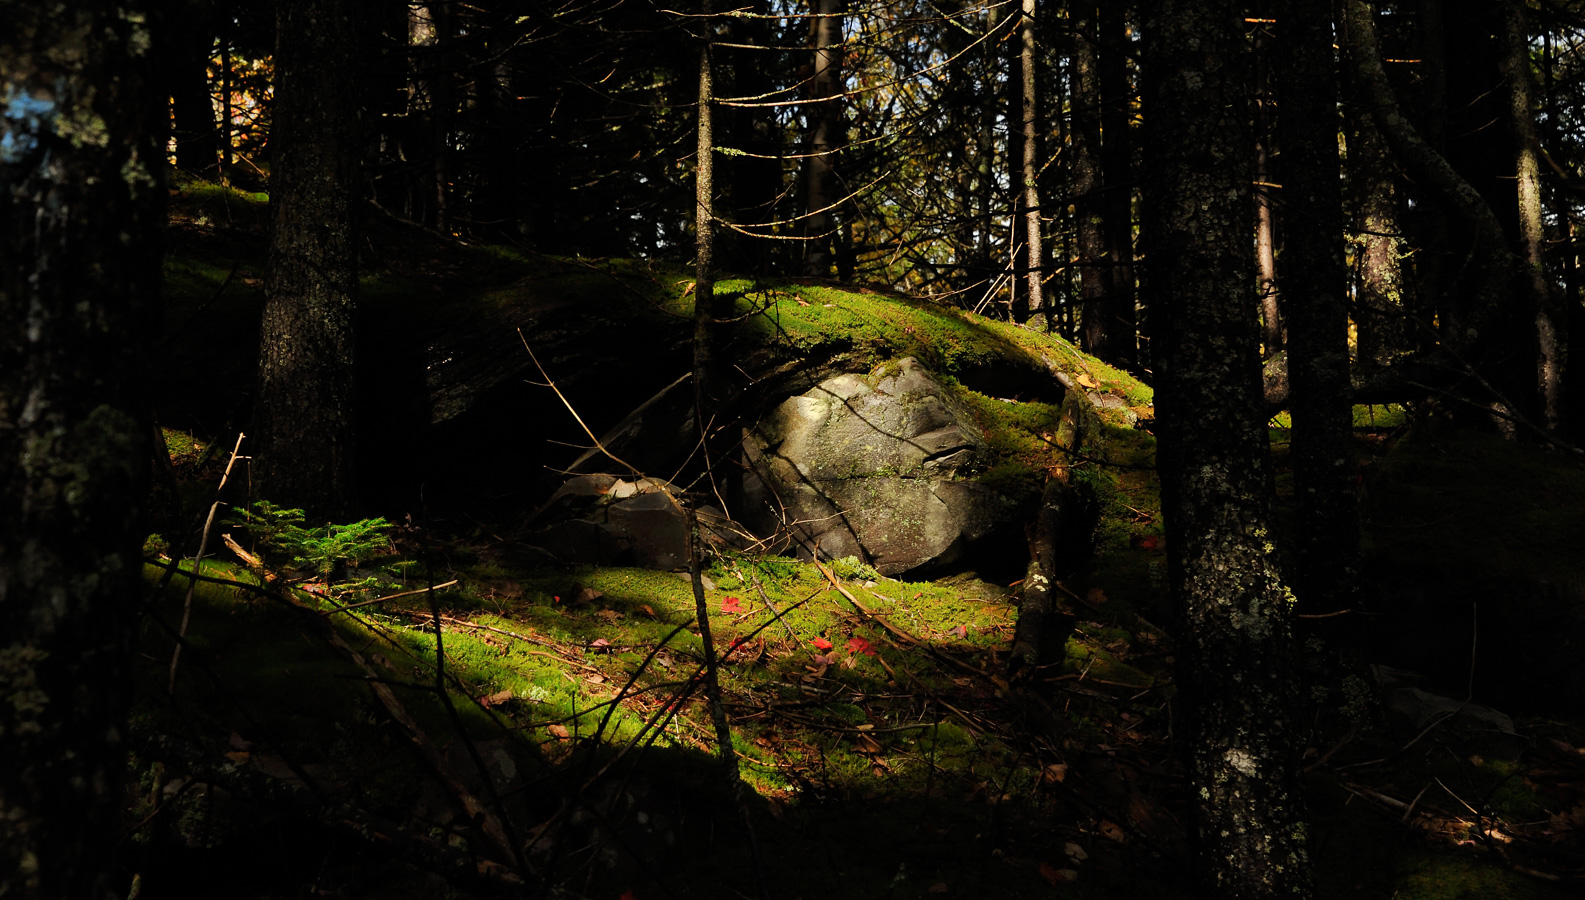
[741,358,1031,577]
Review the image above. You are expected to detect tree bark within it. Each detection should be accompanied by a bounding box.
[1343,100,1409,371]
[0,4,161,896]
[255,0,361,519]
[1254,17,1282,359]
[1341,0,1513,358]
[695,4,721,414]
[801,0,845,277]
[1074,4,1107,352]
[1279,0,1359,616]
[167,0,221,175]
[1504,0,1567,434]
[1018,0,1047,329]
[1099,1,1137,370]
[1141,1,1313,895]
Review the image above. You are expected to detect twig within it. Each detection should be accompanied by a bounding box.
[317,580,459,615]
[426,579,529,877]
[169,432,246,693]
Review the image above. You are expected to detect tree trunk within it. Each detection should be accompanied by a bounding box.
[1074,4,1108,355]
[695,6,722,415]
[1254,17,1282,359]
[255,0,361,519]
[0,4,161,896]
[1341,0,1513,359]
[1343,101,1409,372]
[1279,0,1359,616]
[1504,0,1566,434]
[1018,0,1047,329]
[1099,1,1137,370]
[801,0,845,277]
[167,0,221,175]
[1141,1,1313,896]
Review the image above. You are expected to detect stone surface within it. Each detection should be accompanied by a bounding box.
[741,358,1029,577]
[526,476,735,569]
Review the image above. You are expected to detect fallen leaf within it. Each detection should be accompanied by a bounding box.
[547,724,570,739]
[854,734,882,754]
[1043,762,1069,783]
[224,751,250,764]
[1038,861,1079,884]
[722,595,745,613]
[597,609,623,623]
[589,637,613,652]
[1099,819,1126,842]
[1076,373,1099,389]
[813,636,834,650]
[481,689,514,708]
[847,636,877,657]
[1086,587,1109,606]
[638,604,657,619]
[587,674,606,684]
[796,299,811,306]
[1138,535,1161,551]
[228,732,254,751]
[927,883,948,894]
[812,652,836,666]
[575,586,604,604]
[621,890,638,900]
[951,623,968,639]
[1064,841,1088,861]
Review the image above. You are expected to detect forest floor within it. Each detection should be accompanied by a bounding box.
[125,177,1585,899]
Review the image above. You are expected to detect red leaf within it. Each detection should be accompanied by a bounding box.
[813,637,834,650]
[621,890,638,900]
[721,595,744,613]
[590,637,613,653]
[951,624,968,639]
[847,636,877,657]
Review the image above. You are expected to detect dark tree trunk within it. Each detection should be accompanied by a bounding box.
[1279,0,1360,615]
[0,4,161,897]
[1099,1,1137,371]
[1141,1,1313,896]
[255,0,361,519]
[1074,4,1108,353]
[801,0,845,277]
[167,0,222,174]
[1341,0,1514,360]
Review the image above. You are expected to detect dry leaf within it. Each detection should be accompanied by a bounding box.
[927,883,949,894]
[1043,762,1069,783]
[1064,841,1088,861]
[1086,587,1109,606]
[546,724,570,739]
[855,734,882,754]
[481,689,514,708]
[597,609,624,623]
[1076,373,1099,389]
[638,604,657,619]
[1099,819,1126,842]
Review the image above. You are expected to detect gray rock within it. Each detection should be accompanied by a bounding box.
[742,358,1029,577]
[527,476,736,569]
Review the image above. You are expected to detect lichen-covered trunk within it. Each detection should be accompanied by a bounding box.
[0,4,161,896]
[1141,1,1313,896]
[1343,102,1410,371]
[255,0,361,519]
[1504,0,1567,434]
[1018,0,1047,330]
[1278,0,1359,616]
